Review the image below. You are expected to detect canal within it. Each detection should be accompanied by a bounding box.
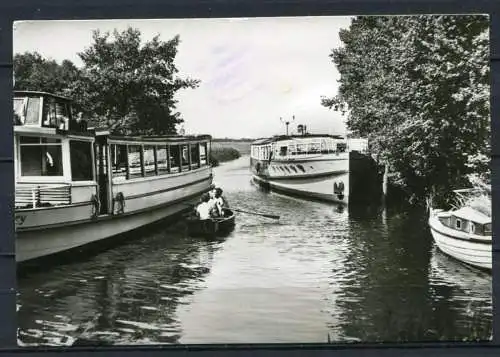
[17,155,492,346]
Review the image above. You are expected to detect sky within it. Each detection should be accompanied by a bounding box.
[13,16,354,139]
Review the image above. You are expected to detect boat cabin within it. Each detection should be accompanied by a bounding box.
[438,206,492,236]
[14,91,212,212]
[250,135,348,161]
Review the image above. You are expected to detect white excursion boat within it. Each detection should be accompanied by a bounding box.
[14,90,214,263]
[428,189,492,271]
[249,124,379,204]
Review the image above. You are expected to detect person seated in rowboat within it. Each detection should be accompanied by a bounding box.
[205,186,220,217]
[212,187,229,217]
[195,194,211,220]
[208,196,222,218]
[215,188,229,208]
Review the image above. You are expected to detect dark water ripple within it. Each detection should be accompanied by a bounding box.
[17,156,492,346]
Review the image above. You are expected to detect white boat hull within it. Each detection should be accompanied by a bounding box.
[16,191,205,263]
[428,214,491,271]
[252,172,349,204]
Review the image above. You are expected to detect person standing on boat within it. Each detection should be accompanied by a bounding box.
[196,194,211,220]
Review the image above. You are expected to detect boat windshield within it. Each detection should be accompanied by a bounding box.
[14,96,41,126]
[14,94,73,130]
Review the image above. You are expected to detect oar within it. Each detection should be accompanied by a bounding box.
[231,208,280,220]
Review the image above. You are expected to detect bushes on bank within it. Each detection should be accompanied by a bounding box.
[209,147,241,167]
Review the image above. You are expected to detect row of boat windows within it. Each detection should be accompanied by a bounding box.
[454,218,491,235]
[109,142,208,180]
[441,215,492,236]
[251,142,347,160]
[17,136,209,181]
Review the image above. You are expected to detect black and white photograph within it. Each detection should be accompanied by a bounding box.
[13,15,491,346]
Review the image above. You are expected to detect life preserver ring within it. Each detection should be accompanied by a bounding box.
[114,192,125,214]
[91,194,100,219]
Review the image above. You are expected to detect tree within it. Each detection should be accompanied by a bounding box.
[322,15,490,205]
[13,52,81,97]
[75,27,200,135]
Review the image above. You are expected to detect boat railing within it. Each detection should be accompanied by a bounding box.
[15,183,72,209]
[347,138,369,154]
[453,188,490,198]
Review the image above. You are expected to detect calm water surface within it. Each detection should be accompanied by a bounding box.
[17,156,492,346]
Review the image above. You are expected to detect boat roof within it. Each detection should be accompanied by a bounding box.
[453,206,491,225]
[14,90,72,102]
[252,134,345,145]
[108,134,212,142]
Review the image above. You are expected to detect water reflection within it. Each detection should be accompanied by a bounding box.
[18,226,225,346]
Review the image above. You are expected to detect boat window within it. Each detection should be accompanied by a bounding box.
[309,142,320,153]
[297,164,306,173]
[191,143,200,168]
[20,97,42,126]
[484,223,492,234]
[290,166,298,173]
[455,218,462,230]
[19,136,63,177]
[200,143,207,165]
[296,144,307,154]
[111,144,128,180]
[320,139,329,154]
[170,145,181,172]
[70,141,93,181]
[337,143,347,153]
[128,145,143,178]
[143,145,156,177]
[181,145,190,170]
[280,146,287,156]
[470,222,476,234]
[156,146,169,174]
[14,98,27,124]
[42,97,70,130]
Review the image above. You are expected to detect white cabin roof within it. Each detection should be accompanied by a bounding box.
[453,206,491,225]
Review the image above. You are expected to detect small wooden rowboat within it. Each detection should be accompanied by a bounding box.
[186,208,236,237]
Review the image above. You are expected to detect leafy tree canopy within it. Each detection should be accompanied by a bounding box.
[322,15,490,205]
[14,27,200,136]
[14,51,81,97]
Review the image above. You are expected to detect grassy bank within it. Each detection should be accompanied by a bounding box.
[211,139,252,155]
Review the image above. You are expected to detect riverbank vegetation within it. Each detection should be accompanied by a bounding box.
[322,15,490,207]
[209,139,252,166]
[209,147,241,167]
[14,27,199,136]
[211,139,252,155]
